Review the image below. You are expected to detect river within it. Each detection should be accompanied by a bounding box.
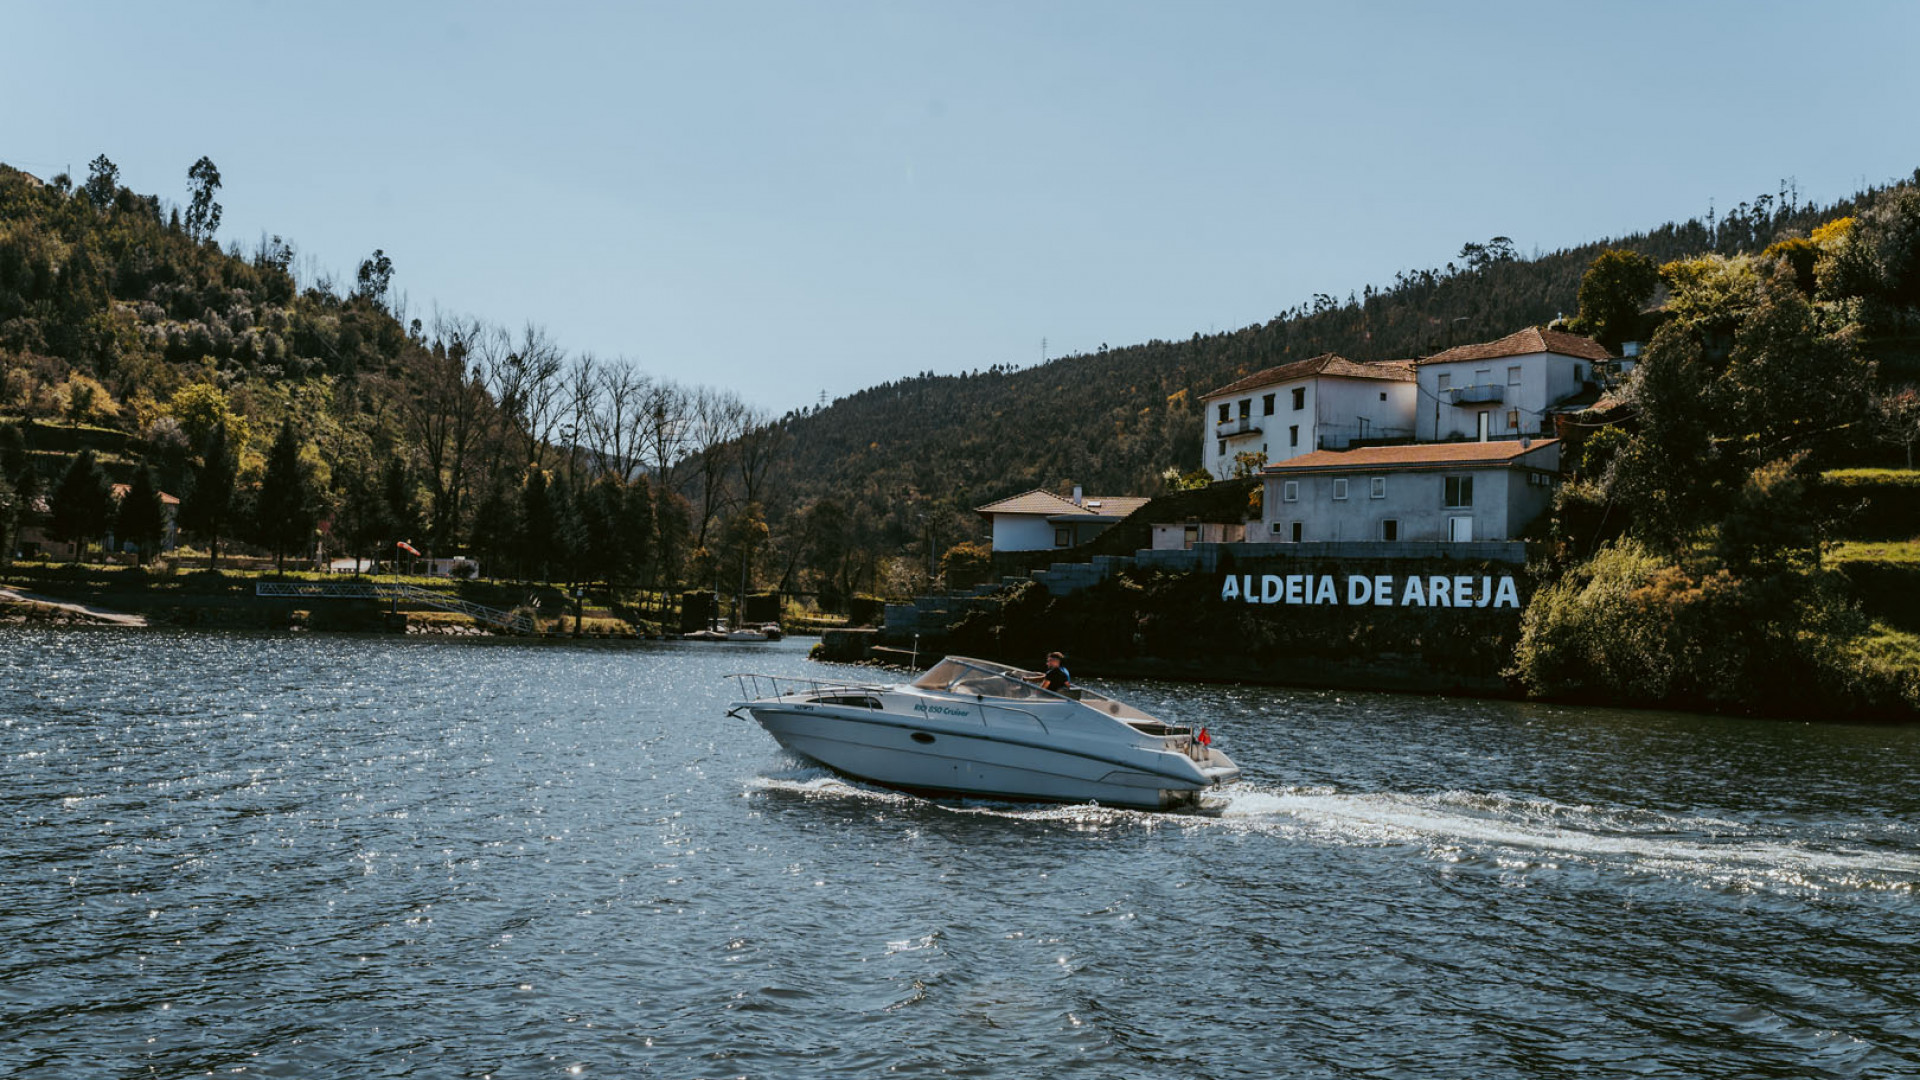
[3,628,1916,1078]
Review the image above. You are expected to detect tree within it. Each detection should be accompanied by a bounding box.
[1572,249,1659,349]
[0,469,16,569]
[182,420,238,569]
[0,421,29,490]
[115,464,166,565]
[255,419,316,572]
[519,468,557,582]
[49,450,113,559]
[55,371,119,428]
[1823,187,1920,316]
[185,156,222,241]
[402,316,492,552]
[84,155,119,209]
[354,249,394,307]
[381,455,420,554]
[580,477,627,585]
[168,383,250,452]
[1877,387,1920,469]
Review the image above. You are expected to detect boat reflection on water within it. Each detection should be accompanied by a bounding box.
[726,655,1239,810]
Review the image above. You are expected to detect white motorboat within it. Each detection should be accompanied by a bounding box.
[726,656,1240,810]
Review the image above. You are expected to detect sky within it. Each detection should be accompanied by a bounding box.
[5,1,1919,412]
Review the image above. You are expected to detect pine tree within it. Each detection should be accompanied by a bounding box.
[50,450,112,560]
[182,421,237,569]
[116,464,166,565]
[520,469,555,582]
[254,419,315,572]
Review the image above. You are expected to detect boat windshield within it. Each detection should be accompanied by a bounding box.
[911,658,1043,700]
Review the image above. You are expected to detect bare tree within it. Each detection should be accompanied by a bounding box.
[478,322,566,472]
[733,406,785,510]
[685,386,746,546]
[401,312,495,553]
[584,360,649,482]
[639,379,690,491]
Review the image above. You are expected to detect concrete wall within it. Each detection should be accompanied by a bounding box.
[989,513,1063,552]
[1313,378,1417,452]
[1415,351,1594,441]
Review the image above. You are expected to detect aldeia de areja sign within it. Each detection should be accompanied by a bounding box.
[1220,572,1522,609]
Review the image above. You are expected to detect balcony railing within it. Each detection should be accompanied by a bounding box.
[1449,384,1506,405]
[1215,418,1263,437]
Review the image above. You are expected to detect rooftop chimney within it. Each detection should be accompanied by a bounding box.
[1071,485,1084,506]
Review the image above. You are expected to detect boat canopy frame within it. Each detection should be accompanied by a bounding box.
[910,656,1162,723]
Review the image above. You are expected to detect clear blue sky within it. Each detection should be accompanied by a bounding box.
[5,2,1918,411]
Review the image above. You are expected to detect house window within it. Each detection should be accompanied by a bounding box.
[1282,481,1299,502]
[1218,440,1226,456]
[1381,519,1398,541]
[1053,527,1071,547]
[1239,399,1251,421]
[1332,478,1349,501]
[1379,391,1387,401]
[1507,409,1520,431]
[1437,373,1452,392]
[1217,403,1230,423]
[1576,364,1587,382]
[1474,368,1490,386]
[1445,475,1474,508]
[1289,425,1299,447]
[1291,387,1306,410]
[1262,393,1276,415]
[1183,525,1199,550]
[1508,365,1521,386]
[1370,476,1386,499]
[1291,521,1304,543]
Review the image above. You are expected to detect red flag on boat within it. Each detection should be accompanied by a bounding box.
[1196,727,1212,747]
[396,540,420,556]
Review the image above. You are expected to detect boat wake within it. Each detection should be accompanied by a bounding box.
[749,767,1920,894]
[1210,785,1920,892]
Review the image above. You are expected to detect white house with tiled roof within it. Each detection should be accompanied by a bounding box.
[1414,327,1610,442]
[1261,439,1561,544]
[975,487,1153,552]
[1199,354,1416,479]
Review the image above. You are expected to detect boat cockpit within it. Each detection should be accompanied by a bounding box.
[909,656,1185,735]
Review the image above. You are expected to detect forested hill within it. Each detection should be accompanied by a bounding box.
[777,177,1907,539]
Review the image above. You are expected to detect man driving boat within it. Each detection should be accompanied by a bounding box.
[1031,651,1071,692]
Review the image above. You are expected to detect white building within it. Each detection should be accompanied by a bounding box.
[1413,327,1611,442]
[1260,439,1562,544]
[976,488,1151,552]
[1199,354,1416,479]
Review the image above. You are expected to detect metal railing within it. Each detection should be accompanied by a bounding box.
[254,581,535,634]
[725,672,891,704]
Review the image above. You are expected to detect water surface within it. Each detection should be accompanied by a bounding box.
[3,628,1915,1078]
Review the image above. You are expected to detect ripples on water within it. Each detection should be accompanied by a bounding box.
[2,628,1915,1079]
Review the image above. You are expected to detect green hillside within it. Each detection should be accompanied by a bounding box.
[771,177,1913,572]
[3,154,1918,677]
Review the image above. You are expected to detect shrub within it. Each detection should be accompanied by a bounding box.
[1511,539,1900,717]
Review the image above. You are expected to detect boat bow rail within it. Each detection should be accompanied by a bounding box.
[726,672,892,707]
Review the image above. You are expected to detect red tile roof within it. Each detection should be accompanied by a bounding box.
[109,482,180,505]
[1415,327,1610,367]
[1201,354,1414,400]
[975,489,1150,518]
[1264,439,1559,473]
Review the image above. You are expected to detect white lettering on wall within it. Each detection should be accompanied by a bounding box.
[1223,572,1522,608]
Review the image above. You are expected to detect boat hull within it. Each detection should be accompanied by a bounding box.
[746,704,1233,811]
